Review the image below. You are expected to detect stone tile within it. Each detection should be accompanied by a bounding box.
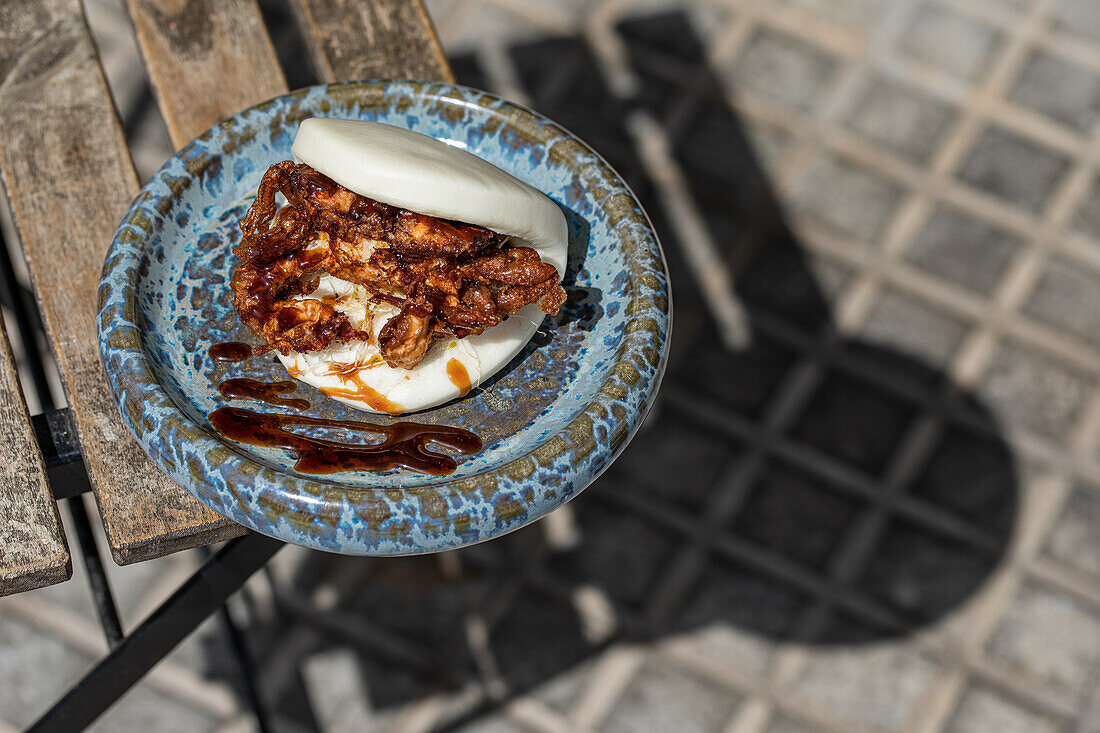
[508,35,640,187]
[789,370,920,476]
[808,253,855,304]
[302,649,390,733]
[90,685,220,733]
[1052,0,1100,45]
[109,554,196,626]
[861,288,969,371]
[611,402,745,510]
[529,657,597,717]
[778,0,891,29]
[978,339,1095,440]
[897,2,1005,82]
[0,615,93,728]
[1011,49,1100,132]
[169,615,233,677]
[485,576,593,693]
[546,500,680,610]
[726,28,840,112]
[348,554,484,655]
[731,462,865,571]
[736,230,839,334]
[792,153,904,242]
[602,658,740,733]
[909,421,1017,538]
[1073,174,1100,242]
[616,1,733,46]
[450,51,491,92]
[905,204,1023,296]
[616,7,732,76]
[674,559,803,663]
[428,0,580,51]
[844,76,958,162]
[744,118,794,175]
[791,641,938,730]
[763,718,820,733]
[957,125,1071,212]
[947,685,1065,733]
[987,581,1100,698]
[671,331,800,420]
[1023,254,1100,342]
[454,716,529,733]
[665,622,776,679]
[1042,482,1100,577]
[859,517,1002,623]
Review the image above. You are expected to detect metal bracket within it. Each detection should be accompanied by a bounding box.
[31,408,92,500]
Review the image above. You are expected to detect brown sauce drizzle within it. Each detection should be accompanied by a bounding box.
[219,378,309,410]
[446,358,471,395]
[320,371,403,414]
[208,406,481,475]
[325,355,385,378]
[210,342,253,362]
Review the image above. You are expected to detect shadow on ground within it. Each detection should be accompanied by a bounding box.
[226,11,1019,730]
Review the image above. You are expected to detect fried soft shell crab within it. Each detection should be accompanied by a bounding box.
[230,119,568,415]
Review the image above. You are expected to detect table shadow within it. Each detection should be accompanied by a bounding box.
[209,11,1018,730]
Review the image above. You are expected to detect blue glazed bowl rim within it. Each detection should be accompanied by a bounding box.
[97,79,671,555]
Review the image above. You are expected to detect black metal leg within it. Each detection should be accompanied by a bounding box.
[66,496,124,648]
[27,533,284,733]
[217,603,273,733]
[199,545,274,733]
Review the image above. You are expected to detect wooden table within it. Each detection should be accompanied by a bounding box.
[0,0,452,727]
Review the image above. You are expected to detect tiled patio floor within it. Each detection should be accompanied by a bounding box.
[3,0,1100,731]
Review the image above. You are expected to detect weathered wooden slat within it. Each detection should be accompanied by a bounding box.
[111,1,294,556]
[289,0,454,83]
[104,0,452,562]
[0,318,70,595]
[124,0,287,147]
[0,0,244,565]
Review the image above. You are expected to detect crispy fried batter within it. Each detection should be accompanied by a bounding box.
[232,162,566,368]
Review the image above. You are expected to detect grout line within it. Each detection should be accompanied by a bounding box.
[628,112,752,350]
[485,0,577,35]
[477,41,531,105]
[571,645,645,729]
[503,697,577,733]
[723,698,770,733]
[428,0,480,46]
[655,638,870,733]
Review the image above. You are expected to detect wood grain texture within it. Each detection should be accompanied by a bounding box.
[290,0,454,83]
[0,318,70,595]
[125,0,287,146]
[0,0,244,565]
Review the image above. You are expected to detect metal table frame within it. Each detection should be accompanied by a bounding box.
[3,229,284,732]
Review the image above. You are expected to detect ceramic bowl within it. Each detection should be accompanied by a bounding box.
[98,80,670,554]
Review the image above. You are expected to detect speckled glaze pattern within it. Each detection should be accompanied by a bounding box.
[98,81,670,555]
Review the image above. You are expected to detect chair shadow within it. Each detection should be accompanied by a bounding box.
[217,11,1019,730]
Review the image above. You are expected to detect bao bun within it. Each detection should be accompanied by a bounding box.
[276,118,568,415]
